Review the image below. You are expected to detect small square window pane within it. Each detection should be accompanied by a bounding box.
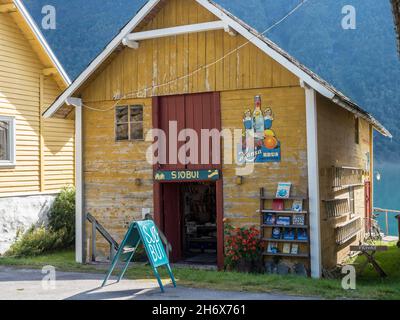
[0,121,9,160]
[130,106,143,122]
[116,106,129,123]
[116,123,129,141]
[131,122,143,140]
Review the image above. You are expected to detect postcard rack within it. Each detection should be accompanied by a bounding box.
[259,187,311,263]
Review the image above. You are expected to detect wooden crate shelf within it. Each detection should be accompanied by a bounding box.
[335,217,362,245]
[323,198,351,219]
[331,166,364,190]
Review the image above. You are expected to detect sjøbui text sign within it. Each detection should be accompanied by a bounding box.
[102,220,176,292]
[154,169,220,182]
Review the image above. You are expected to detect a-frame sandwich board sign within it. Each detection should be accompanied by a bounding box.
[102,220,176,293]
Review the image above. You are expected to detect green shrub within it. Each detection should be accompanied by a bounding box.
[5,186,76,257]
[48,186,75,247]
[5,226,65,257]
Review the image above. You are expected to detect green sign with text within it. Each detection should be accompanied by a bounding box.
[154,169,220,182]
[102,220,176,293]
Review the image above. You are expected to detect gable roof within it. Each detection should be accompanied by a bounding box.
[42,0,391,137]
[1,0,71,87]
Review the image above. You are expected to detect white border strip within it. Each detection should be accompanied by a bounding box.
[75,103,84,263]
[125,21,225,41]
[304,84,322,279]
[68,98,85,263]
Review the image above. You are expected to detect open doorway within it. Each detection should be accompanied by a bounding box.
[181,183,217,265]
[160,182,217,265]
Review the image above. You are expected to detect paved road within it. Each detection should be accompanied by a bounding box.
[0,266,314,300]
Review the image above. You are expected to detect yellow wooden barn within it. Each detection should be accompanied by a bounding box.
[45,0,391,277]
[0,0,74,253]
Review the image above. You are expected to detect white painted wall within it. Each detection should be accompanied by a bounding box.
[0,194,57,254]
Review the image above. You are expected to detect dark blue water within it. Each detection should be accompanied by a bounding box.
[374,162,400,236]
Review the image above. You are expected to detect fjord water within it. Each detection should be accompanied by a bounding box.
[374,162,400,236]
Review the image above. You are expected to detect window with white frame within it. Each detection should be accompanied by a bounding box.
[0,116,16,165]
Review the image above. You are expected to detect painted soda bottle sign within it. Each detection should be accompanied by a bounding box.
[238,95,281,163]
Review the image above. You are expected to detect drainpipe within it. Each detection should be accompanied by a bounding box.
[66,97,85,263]
[302,81,322,278]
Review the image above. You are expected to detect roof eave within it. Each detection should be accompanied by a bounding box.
[332,95,392,138]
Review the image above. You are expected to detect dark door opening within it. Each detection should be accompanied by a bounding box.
[161,182,217,265]
[181,182,217,265]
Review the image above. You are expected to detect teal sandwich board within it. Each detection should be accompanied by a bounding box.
[102,220,176,292]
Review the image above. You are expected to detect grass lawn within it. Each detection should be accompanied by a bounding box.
[1,243,399,300]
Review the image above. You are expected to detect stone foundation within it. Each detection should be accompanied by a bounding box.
[0,194,57,254]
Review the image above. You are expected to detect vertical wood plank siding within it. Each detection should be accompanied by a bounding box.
[81,0,298,103]
[317,94,371,268]
[80,0,306,254]
[0,11,74,195]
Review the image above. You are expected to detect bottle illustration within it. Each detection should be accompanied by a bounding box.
[263,107,274,129]
[253,95,265,143]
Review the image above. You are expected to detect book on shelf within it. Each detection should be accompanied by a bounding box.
[297,229,308,241]
[283,228,295,240]
[292,199,303,212]
[282,243,291,254]
[264,213,276,225]
[276,216,291,226]
[276,182,292,199]
[292,214,305,226]
[291,244,299,255]
[271,227,281,239]
[267,242,279,253]
[272,199,284,211]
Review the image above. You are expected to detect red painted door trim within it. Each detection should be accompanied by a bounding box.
[152,93,224,268]
[162,183,182,262]
[153,183,162,228]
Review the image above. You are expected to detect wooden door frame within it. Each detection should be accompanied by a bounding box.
[152,93,224,270]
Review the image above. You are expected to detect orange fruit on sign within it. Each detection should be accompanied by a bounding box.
[264,136,278,149]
